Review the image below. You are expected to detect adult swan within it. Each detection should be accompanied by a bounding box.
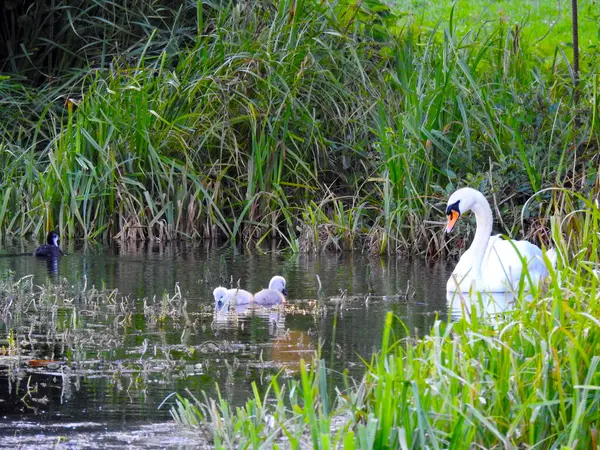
[445,187,556,292]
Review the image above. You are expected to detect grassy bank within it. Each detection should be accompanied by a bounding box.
[170,193,600,448]
[1,0,598,253]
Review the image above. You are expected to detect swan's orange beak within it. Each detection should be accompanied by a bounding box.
[446,210,460,233]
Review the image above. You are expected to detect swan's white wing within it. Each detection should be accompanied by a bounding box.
[483,236,549,290]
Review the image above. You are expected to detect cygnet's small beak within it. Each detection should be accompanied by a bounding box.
[282,287,288,296]
[445,210,460,233]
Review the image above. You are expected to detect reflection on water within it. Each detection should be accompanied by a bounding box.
[0,239,451,444]
[271,330,314,373]
[39,255,61,274]
[213,303,285,339]
[447,290,523,322]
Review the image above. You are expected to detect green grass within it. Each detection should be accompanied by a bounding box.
[394,0,600,58]
[0,0,598,255]
[170,192,600,448]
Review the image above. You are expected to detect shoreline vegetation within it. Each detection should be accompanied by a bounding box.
[1,0,598,255]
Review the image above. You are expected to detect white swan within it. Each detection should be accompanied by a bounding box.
[254,276,287,306]
[447,290,518,322]
[213,286,254,311]
[445,187,556,292]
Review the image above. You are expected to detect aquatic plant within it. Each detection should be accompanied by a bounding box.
[0,275,213,410]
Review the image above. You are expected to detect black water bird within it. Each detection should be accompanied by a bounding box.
[34,231,65,257]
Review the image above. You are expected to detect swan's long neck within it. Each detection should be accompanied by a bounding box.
[469,196,493,280]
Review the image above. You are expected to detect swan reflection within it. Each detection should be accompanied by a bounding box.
[447,290,528,322]
[213,302,314,372]
[213,301,284,336]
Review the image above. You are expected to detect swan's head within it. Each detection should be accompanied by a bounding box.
[268,276,288,296]
[47,231,60,247]
[445,187,486,233]
[213,286,228,309]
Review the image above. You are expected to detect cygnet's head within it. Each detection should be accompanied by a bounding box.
[445,187,486,233]
[268,276,287,296]
[213,286,228,310]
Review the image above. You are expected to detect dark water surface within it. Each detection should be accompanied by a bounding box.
[0,240,450,447]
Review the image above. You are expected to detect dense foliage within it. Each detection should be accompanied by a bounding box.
[0,0,598,254]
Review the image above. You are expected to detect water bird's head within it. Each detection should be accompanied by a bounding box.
[47,231,60,247]
[213,286,228,310]
[445,187,487,233]
[268,276,287,296]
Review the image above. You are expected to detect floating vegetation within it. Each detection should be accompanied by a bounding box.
[0,273,317,421]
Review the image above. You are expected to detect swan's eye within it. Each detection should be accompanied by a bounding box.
[445,200,460,216]
[446,210,460,233]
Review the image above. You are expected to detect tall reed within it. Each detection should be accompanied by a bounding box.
[1,0,597,253]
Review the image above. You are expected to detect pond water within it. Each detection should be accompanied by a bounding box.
[0,239,452,447]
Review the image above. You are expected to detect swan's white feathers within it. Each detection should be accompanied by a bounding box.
[213,286,254,311]
[254,276,287,306]
[446,188,556,292]
[448,235,552,292]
